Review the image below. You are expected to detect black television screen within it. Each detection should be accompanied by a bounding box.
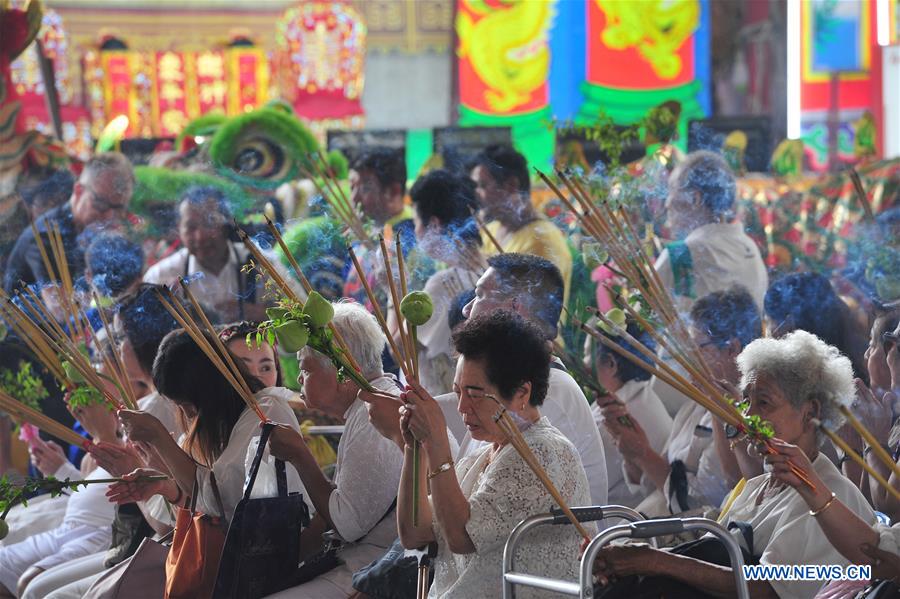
[433,126,513,173]
[688,116,772,172]
[327,129,407,165]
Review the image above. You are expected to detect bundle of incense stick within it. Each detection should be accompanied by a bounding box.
[541,166,818,484]
[155,284,268,422]
[0,288,129,411]
[300,151,372,247]
[490,398,591,541]
[541,168,768,422]
[11,218,134,410]
[348,237,427,522]
[0,388,86,446]
[383,236,425,524]
[452,236,489,276]
[0,291,65,383]
[839,405,900,488]
[814,418,900,502]
[581,310,817,491]
[90,294,138,410]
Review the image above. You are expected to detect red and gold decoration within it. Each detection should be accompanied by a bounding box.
[84,45,270,139]
[275,2,366,140]
[797,0,880,171]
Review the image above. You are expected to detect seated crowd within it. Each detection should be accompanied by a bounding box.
[1,144,899,599]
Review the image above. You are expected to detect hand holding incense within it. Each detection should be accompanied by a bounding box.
[488,397,591,542]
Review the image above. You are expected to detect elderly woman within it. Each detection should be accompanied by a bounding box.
[397,310,592,598]
[603,288,759,516]
[766,440,900,598]
[593,330,875,599]
[265,301,404,599]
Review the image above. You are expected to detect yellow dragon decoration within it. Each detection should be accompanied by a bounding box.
[596,0,699,80]
[456,0,554,114]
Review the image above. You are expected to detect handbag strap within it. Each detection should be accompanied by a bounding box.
[187,466,226,523]
[243,422,288,501]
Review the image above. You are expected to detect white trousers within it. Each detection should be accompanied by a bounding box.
[0,494,68,547]
[0,522,109,593]
[22,551,106,599]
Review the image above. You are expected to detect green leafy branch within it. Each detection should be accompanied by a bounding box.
[0,361,47,413]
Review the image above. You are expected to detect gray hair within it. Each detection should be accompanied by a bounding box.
[669,150,736,217]
[298,300,386,380]
[80,152,135,187]
[737,329,855,434]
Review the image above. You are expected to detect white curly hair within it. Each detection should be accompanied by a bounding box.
[298,300,386,380]
[736,329,855,433]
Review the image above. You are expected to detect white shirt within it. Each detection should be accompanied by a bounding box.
[627,402,729,515]
[195,390,307,522]
[721,454,875,599]
[593,378,672,506]
[328,375,404,545]
[143,242,303,322]
[655,221,769,313]
[429,417,593,599]
[416,267,481,395]
[458,361,609,505]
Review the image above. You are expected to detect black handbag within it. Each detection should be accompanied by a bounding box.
[595,522,759,599]
[212,422,310,599]
[352,539,437,599]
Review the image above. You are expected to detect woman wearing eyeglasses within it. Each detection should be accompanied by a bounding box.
[603,288,762,518]
[397,310,592,599]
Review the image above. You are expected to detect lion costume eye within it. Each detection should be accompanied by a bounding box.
[232,138,288,181]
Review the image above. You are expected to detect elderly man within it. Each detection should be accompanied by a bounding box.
[656,150,768,312]
[143,186,300,323]
[3,153,133,294]
[266,302,403,599]
[454,252,608,505]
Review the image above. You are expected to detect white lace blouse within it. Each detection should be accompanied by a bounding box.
[428,417,593,599]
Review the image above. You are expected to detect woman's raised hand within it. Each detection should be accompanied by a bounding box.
[765,439,827,503]
[106,468,175,504]
[88,441,144,477]
[399,380,448,450]
[267,423,306,464]
[117,410,167,443]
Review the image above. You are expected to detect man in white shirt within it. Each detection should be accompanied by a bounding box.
[143,186,302,323]
[456,253,609,505]
[656,150,768,312]
[653,150,769,414]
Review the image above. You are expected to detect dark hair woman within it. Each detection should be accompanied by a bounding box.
[396,310,592,598]
[109,329,307,527]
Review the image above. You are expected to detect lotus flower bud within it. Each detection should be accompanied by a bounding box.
[400,291,434,326]
[302,291,334,328]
